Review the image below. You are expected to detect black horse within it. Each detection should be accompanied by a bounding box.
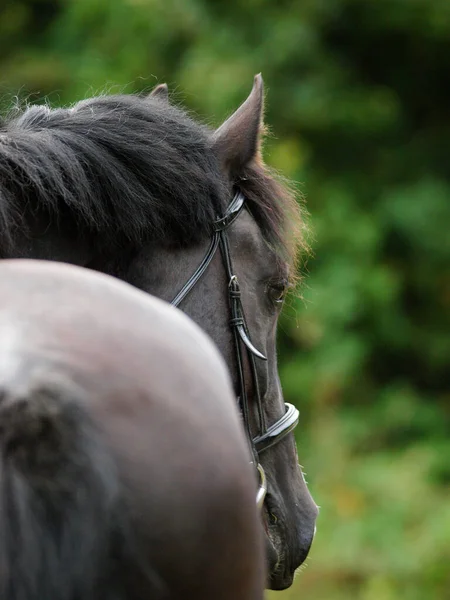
[0,259,265,600]
[0,74,318,589]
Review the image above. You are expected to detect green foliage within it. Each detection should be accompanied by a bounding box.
[1,1,449,598]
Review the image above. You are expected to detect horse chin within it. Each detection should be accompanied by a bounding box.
[265,535,295,590]
[263,508,295,590]
[266,537,294,591]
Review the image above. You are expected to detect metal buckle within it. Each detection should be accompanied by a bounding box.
[255,463,267,509]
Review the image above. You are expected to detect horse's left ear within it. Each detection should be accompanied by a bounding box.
[212,74,264,174]
[148,83,169,104]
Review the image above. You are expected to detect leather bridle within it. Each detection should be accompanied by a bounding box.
[171,190,300,509]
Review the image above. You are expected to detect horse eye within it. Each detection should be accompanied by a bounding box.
[268,281,288,305]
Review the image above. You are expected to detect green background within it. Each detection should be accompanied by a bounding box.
[1,1,449,598]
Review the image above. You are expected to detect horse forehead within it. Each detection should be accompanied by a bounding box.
[230,209,267,256]
[230,210,279,278]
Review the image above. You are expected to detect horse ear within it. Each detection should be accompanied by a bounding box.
[212,74,265,174]
[148,83,169,104]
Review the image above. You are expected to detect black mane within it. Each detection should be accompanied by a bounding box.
[0,92,305,266]
[0,94,228,251]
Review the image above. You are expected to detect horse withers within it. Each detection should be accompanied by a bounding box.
[0,74,318,588]
[0,259,265,600]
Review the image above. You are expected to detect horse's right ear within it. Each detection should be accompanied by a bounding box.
[212,74,265,176]
[148,83,169,104]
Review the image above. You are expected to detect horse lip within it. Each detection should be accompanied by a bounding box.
[263,492,317,590]
[263,495,283,574]
[268,561,294,591]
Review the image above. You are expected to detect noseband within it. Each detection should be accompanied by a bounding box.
[171,190,300,509]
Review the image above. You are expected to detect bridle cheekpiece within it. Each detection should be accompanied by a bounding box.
[170,191,300,509]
